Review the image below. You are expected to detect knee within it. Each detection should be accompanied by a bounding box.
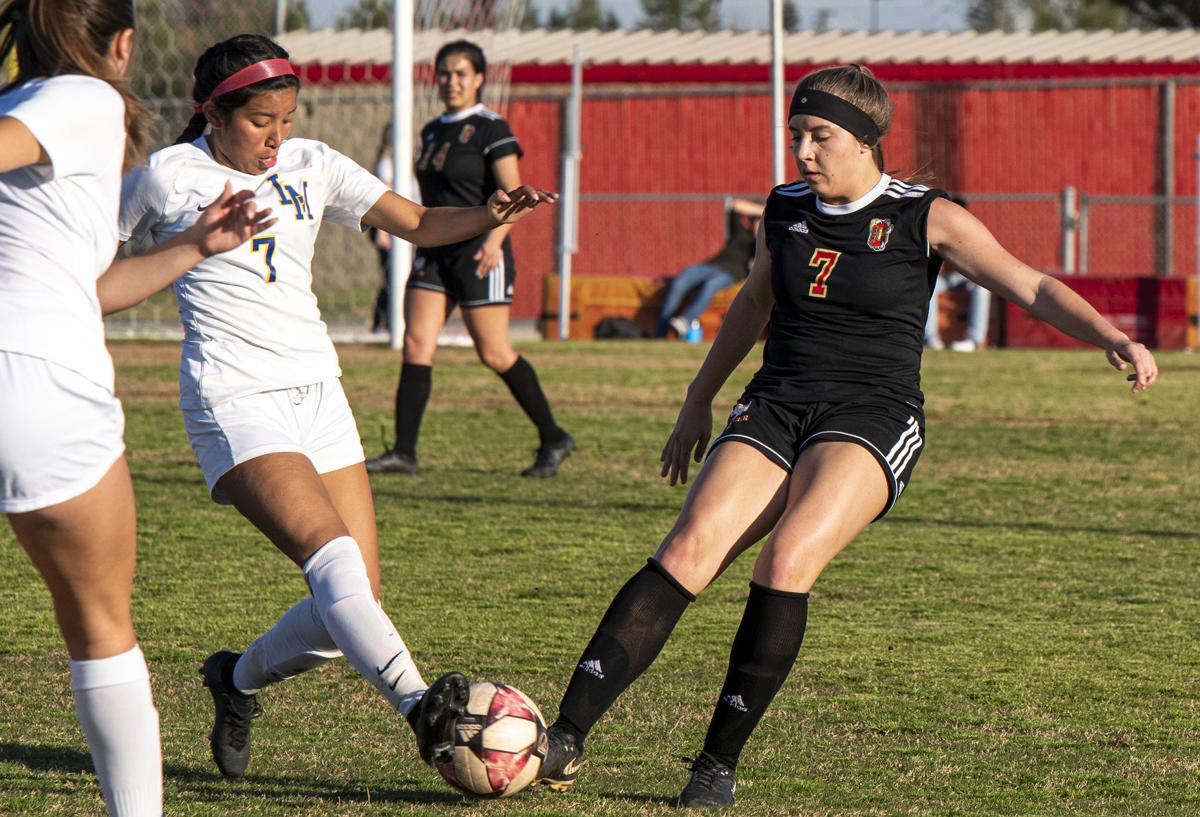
[402,333,436,365]
[479,346,517,373]
[756,539,823,592]
[656,525,721,591]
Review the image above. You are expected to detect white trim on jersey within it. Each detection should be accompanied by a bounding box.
[775,181,812,198]
[814,174,892,215]
[482,136,519,156]
[436,103,486,123]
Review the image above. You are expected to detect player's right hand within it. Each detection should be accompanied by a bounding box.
[190,181,276,257]
[660,398,712,486]
[486,185,557,225]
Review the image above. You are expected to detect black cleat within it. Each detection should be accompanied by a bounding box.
[676,752,736,808]
[532,722,585,792]
[199,651,262,779]
[521,433,575,478]
[411,671,470,766]
[365,449,419,475]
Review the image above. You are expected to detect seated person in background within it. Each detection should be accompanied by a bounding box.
[925,195,991,352]
[657,198,763,338]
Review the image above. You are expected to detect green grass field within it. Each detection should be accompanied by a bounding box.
[1,341,1197,817]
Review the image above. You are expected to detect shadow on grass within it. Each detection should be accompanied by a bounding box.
[887,515,1196,541]
[370,485,666,514]
[0,742,462,806]
[597,790,676,807]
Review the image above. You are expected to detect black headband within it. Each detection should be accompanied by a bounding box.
[789,87,880,145]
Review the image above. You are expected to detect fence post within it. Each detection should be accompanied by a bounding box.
[1078,196,1089,275]
[556,44,583,341]
[1061,185,1078,274]
[1160,79,1175,279]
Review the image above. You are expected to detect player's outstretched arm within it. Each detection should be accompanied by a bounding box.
[361,186,557,249]
[661,225,775,486]
[98,182,274,315]
[928,197,1158,393]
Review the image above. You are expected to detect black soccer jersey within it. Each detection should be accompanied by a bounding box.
[745,174,948,405]
[414,104,522,256]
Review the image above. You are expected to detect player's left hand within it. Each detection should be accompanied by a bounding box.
[473,243,503,279]
[190,181,276,257]
[1105,337,1157,393]
[486,185,557,225]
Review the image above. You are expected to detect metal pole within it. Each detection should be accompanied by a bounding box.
[771,0,786,186]
[388,0,414,350]
[1161,80,1175,279]
[869,0,879,33]
[1195,134,1200,350]
[275,0,287,35]
[1078,197,1089,275]
[1061,185,1077,274]
[556,44,583,341]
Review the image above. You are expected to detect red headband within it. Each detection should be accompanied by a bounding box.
[194,58,296,114]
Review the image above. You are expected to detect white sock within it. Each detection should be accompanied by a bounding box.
[69,644,163,817]
[233,596,342,695]
[303,537,426,715]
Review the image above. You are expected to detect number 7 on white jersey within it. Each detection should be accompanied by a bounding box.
[252,236,278,283]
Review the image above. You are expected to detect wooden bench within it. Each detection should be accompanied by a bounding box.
[541,275,741,340]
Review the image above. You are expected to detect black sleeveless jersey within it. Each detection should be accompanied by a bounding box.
[414,104,523,256]
[745,175,947,405]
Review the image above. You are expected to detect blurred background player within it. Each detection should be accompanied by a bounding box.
[925,195,991,351]
[0,2,270,814]
[117,33,554,781]
[533,64,1157,808]
[366,40,574,478]
[656,198,763,340]
[369,121,393,334]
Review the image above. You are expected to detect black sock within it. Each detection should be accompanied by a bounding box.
[498,356,566,446]
[393,363,432,457]
[702,582,809,770]
[556,559,696,738]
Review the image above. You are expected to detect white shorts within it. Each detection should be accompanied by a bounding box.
[0,351,125,514]
[183,379,365,505]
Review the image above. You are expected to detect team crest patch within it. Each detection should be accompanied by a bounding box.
[867,218,894,252]
[728,400,752,423]
[458,124,476,143]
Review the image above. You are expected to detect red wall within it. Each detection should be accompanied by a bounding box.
[498,77,1200,320]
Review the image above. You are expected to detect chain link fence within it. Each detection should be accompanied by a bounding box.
[108,13,1198,338]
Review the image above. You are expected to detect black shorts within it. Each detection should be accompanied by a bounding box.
[407,238,515,307]
[709,393,926,520]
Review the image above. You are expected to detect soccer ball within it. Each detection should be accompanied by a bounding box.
[437,682,547,798]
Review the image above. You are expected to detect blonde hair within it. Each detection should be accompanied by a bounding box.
[798,64,900,175]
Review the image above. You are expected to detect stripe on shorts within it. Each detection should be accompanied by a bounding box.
[885,415,922,478]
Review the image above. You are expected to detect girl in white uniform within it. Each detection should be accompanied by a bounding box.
[118,34,554,780]
[0,3,272,816]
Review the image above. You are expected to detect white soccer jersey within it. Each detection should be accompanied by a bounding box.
[120,137,389,408]
[0,75,126,391]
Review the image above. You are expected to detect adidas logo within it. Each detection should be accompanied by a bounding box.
[578,658,605,680]
[722,694,748,712]
[789,221,809,234]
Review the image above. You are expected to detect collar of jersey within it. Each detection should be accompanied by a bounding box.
[194,135,275,182]
[814,173,891,216]
[437,103,486,124]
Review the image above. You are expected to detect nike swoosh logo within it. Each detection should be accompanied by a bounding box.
[197,202,212,211]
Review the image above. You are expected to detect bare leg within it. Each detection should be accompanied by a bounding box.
[9,456,162,816]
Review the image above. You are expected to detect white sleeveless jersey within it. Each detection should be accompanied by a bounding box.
[0,75,125,391]
[120,138,388,408]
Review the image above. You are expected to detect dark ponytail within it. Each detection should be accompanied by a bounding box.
[1,0,152,170]
[175,34,300,145]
